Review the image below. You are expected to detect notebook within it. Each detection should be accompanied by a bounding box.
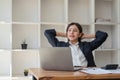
[39,47,82,71]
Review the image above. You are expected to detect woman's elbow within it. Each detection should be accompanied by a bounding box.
[103,32,108,39]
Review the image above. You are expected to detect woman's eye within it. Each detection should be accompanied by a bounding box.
[68,29,71,32]
[68,29,78,32]
[73,29,77,32]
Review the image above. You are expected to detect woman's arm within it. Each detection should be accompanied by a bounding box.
[81,33,95,39]
[44,29,59,47]
[56,32,66,37]
[56,31,95,39]
[89,31,108,50]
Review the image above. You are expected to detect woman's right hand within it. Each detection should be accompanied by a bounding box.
[81,33,95,39]
[56,31,66,37]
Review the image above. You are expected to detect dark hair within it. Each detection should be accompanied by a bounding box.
[66,22,83,41]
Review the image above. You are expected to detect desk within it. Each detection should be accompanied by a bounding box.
[29,68,120,80]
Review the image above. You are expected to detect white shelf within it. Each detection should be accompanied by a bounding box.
[12,22,39,25]
[12,49,39,52]
[12,75,32,80]
[95,22,116,25]
[41,22,67,26]
[12,74,32,77]
[0,77,11,80]
[0,21,12,24]
[95,49,117,52]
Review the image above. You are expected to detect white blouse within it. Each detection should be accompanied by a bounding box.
[69,42,87,67]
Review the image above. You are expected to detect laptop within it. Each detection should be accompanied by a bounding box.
[39,47,82,71]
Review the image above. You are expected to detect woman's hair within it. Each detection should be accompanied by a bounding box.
[66,22,83,41]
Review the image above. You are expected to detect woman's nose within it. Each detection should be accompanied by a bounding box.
[70,30,73,34]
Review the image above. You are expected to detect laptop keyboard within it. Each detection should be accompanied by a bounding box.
[74,66,83,70]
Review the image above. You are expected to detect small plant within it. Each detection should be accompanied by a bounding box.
[22,39,26,44]
[24,69,29,76]
[21,39,27,49]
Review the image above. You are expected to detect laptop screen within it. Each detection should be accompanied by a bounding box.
[39,47,76,71]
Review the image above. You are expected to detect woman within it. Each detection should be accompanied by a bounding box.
[44,22,108,67]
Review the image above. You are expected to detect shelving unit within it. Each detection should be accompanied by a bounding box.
[0,0,119,79]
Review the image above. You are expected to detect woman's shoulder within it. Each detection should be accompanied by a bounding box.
[79,41,88,46]
[57,41,69,47]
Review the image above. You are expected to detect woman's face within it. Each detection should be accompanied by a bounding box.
[67,25,81,43]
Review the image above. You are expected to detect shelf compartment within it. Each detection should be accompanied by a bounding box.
[12,24,39,49]
[12,50,39,76]
[95,24,118,49]
[82,25,93,34]
[68,0,93,24]
[0,51,11,76]
[40,24,67,47]
[0,24,11,49]
[0,0,12,23]
[41,0,67,23]
[12,0,39,23]
[95,51,118,67]
[81,25,95,42]
[95,0,118,23]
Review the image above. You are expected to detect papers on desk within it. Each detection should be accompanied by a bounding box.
[80,68,120,74]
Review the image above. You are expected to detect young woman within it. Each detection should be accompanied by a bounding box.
[44,22,108,67]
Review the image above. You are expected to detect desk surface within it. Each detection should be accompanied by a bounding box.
[29,68,120,80]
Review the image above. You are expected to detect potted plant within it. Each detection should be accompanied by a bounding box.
[24,69,29,76]
[21,39,27,49]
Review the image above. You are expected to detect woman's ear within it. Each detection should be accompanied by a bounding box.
[79,33,84,38]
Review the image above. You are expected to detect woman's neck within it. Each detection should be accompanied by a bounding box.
[70,40,78,44]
